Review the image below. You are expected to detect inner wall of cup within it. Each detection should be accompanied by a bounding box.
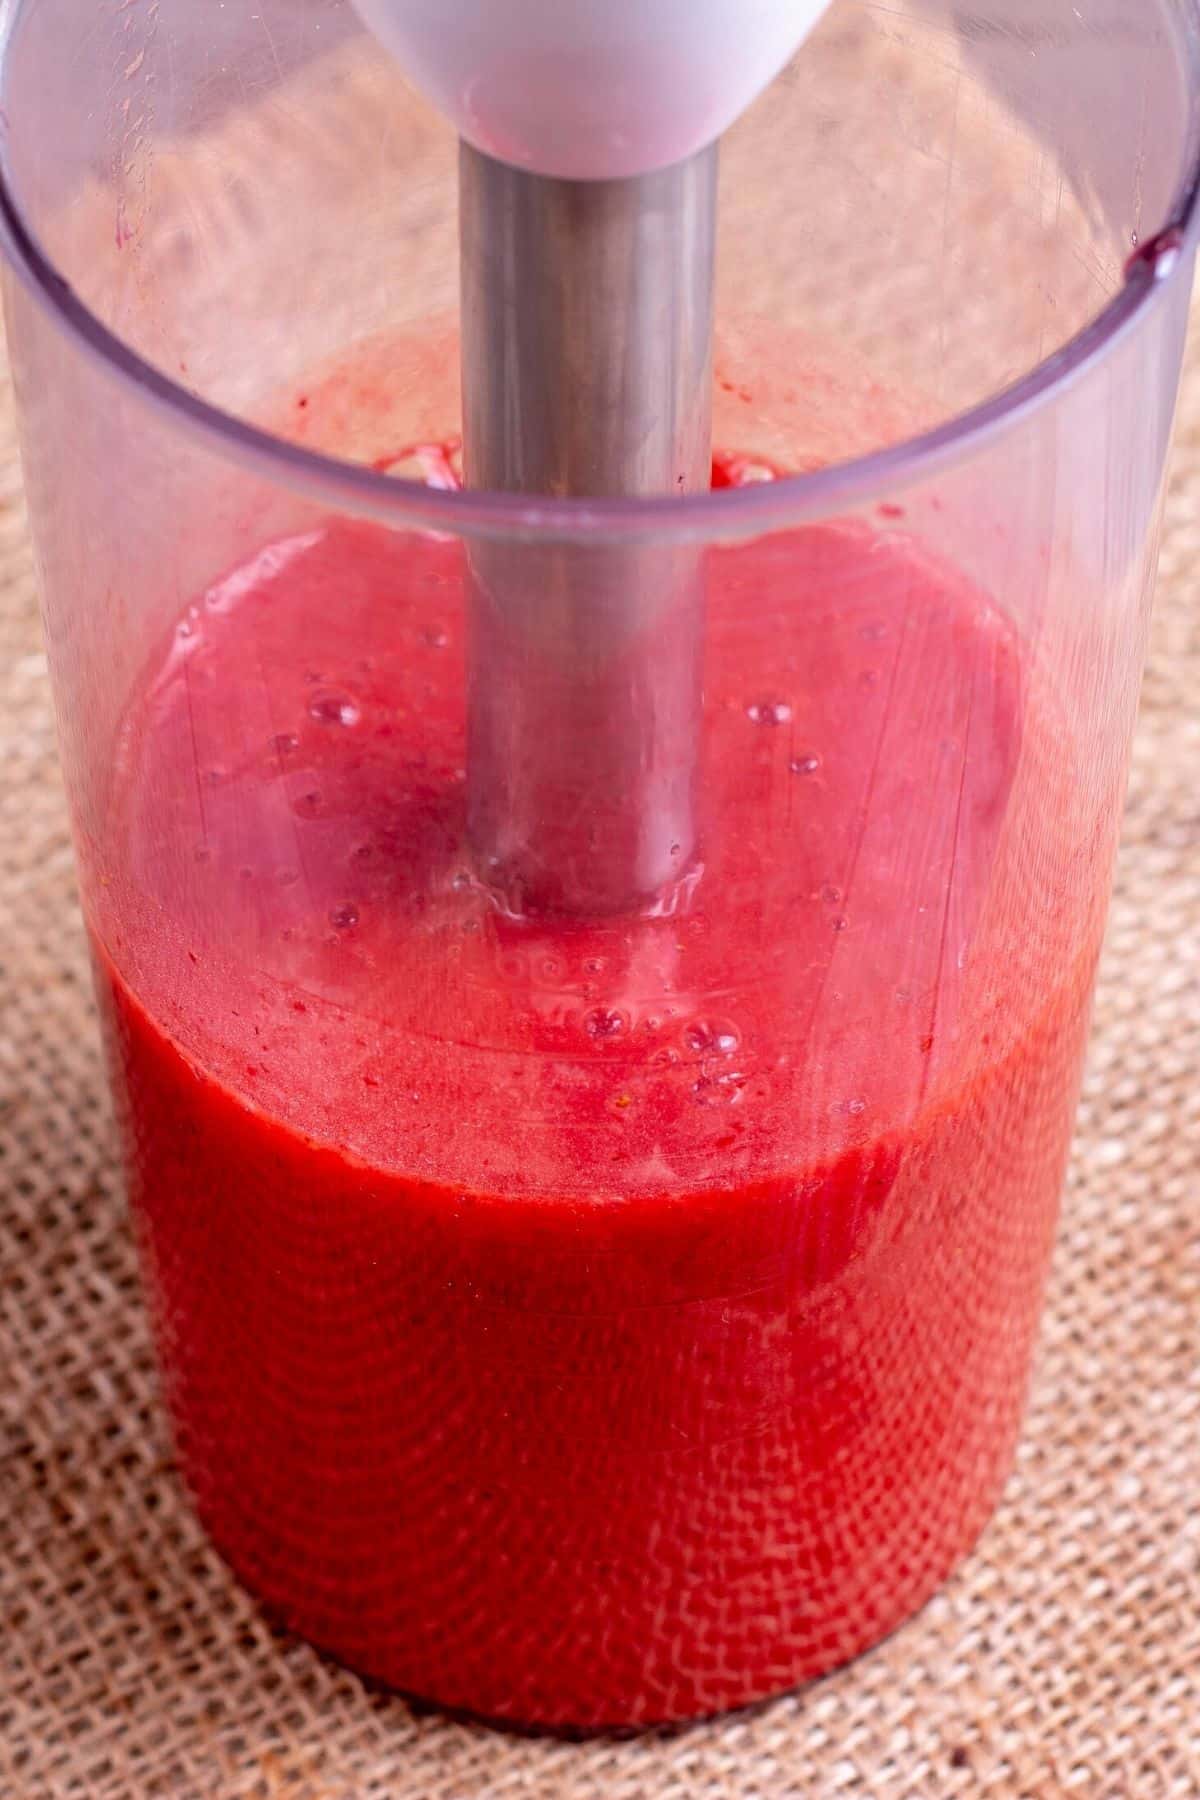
[1,0,1196,480]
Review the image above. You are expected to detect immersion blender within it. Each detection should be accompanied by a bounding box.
[355,0,833,914]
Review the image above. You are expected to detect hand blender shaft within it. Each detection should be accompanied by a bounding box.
[460,142,716,913]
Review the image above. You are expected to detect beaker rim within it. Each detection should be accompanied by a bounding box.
[0,65,1197,547]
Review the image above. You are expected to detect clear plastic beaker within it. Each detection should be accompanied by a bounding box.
[1,0,1196,1730]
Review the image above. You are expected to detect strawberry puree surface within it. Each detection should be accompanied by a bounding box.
[92,450,1097,1727]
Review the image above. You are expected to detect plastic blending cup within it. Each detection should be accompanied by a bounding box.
[2,0,1197,1731]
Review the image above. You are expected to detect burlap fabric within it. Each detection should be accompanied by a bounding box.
[4,46,1200,1800]
[3,348,1200,1799]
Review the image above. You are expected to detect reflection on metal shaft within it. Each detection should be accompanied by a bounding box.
[460,139,717,915]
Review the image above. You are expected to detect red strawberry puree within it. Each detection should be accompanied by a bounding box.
[90,449,1100,1728]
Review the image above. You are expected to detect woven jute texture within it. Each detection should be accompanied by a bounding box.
[5,45,1200,1800]
[3,358,1200,1800]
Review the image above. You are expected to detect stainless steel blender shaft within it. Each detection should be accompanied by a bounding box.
[460,140,717,915]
